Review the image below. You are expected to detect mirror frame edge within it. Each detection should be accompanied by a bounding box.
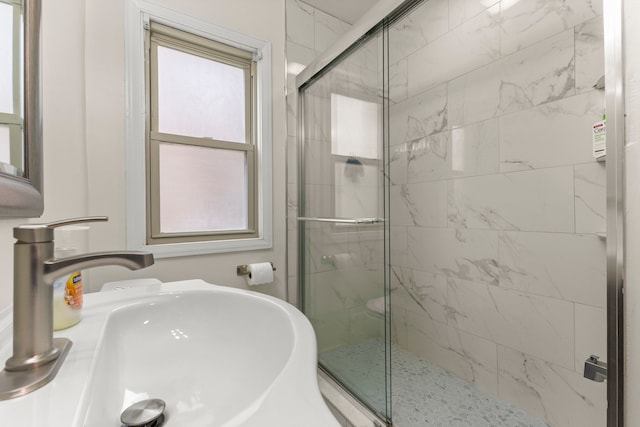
[0,0,43,218]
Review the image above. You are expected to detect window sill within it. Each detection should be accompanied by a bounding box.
[134,236,273,259]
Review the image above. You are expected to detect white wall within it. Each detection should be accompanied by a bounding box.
[623,0,640,424]
[0,0,90,309]
[0,0,287,310]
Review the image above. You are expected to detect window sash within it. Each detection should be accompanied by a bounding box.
[149,35,254,143]
[145,23,258,245]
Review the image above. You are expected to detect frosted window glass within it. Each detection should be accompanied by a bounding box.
[159,143,247,233]
[0,126,10,164]
[0,3,14,114]
[331,94,381,159]
[157,46,246,143]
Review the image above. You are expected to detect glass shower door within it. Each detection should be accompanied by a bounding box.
[297,0,610,425]
[298,30,391,421]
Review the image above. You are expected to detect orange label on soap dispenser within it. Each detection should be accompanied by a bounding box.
[64,272,83,310]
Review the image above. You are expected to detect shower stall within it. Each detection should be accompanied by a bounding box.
[294,0,623,426]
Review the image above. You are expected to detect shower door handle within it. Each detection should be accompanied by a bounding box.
[296,217,383,224]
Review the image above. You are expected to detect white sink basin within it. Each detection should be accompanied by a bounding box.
[0,280,339,427]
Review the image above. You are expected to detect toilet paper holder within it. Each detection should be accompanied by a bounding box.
[236,262,276,276]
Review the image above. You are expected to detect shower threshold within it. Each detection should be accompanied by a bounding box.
[320,339,551,427]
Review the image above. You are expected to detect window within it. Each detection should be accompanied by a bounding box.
[126,2,272,257]
[146,23,257,244]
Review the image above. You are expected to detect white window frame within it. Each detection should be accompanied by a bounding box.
[125,0,272,258]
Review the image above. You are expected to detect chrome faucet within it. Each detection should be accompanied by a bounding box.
[0,217,154,400]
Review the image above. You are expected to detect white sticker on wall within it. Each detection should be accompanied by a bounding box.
[593,115,606,160]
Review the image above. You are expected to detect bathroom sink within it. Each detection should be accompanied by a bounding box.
[0,280,339,427]
[83,290,307,425]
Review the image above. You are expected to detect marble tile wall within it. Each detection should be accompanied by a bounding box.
[287,1,608,426]
[389,1,607,426]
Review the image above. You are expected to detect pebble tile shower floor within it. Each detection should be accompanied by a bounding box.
[320,339,550,427]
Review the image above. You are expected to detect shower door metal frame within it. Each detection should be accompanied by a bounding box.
[603,0,625,425]
[296,22,394,424]
[296,2,428,424]
[296,0,627,425]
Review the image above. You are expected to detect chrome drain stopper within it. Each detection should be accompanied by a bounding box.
[120,398,166,427]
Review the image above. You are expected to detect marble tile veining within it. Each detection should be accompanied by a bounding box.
[575,162,607,234]
[447,280,575,370]
[390,226,408,267]
[391,185,412,227]
[449,119,500,178]
[391,266,448,323]
[448,29,575,127]
[407,227,500,288]
[497,346,606,427]
[575,17,605,94]
[408,4,500,96]
[406,132,451,183]
[390,143,408,185]
[321,339,550,427]
[574,304,607,375]
[390,83,448,147]
[405,119,500,183]
[447,166,575,232]
[449,0,500,30]
[499,91,604,172]
[498,231,606,307]
[389,58,408,104]
[311,268,381,316]
[500,0,602,56]
[406,312,498,394]
[388,0,449,66]
[403,181,448,227]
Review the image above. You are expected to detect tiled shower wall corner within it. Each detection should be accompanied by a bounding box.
[285,0,351,311]
[388,1,607,426]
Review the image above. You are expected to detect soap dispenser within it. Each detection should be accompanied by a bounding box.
[52,247,83,330]
[52,226,88,330]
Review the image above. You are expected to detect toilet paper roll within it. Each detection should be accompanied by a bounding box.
[247,262,274,286]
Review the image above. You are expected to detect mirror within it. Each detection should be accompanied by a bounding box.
[0,0,23,176]
[0,0,43,217]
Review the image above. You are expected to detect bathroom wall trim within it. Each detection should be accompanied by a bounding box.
[604,0,626,425]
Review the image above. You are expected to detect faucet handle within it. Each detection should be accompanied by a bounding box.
[14,216,108,243]
[45,216,108,229]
